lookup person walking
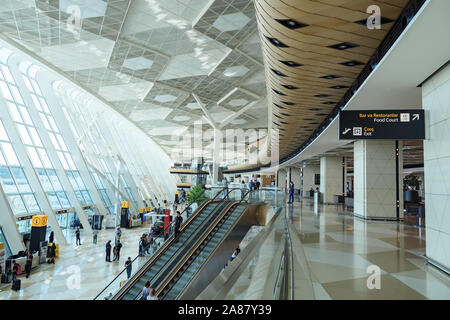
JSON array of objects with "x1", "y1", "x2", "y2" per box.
[
  {"x1": 92, "y1": 229, "x2": 98, "y2": 244},
  {"x1": 174, "y1": 211, "x2": 183, "y2": 240},
  {"x1": 138, "y1": 236, "x2": 144, "y2": 257},
  {"x1": 75, "y1": 228, "x2": 81, "y2": 245},
  {"x1": 48, "y1": 231, "x2": 54, "y2": 244},
  {"x1": 47, "y1": 243, "x2": 56, "y2": 264},
  {"x1": 141, "y1": 281, "x2": 151, "y2": 300},
  {"x1": 288, "y1": 181, "x2": 294, "y2": 204},
  {"x1": 115, "y1": 227, "x2": 121, "y2": 245},
  {"x1": 25, "y1": 251, "x2": 33, "y2": 278},
  {"x1": 105, "y1": 240, "x2": 112, "y2": 262},
  {"x1": 11, "y1": 260, "x2": 20, "y2": 282},
  {"x1": 125, "y1": 257, "x2": 132, "y2": 279},
  {"x1": 113, "y1": 240, "x2": 123, "y2": 261}
]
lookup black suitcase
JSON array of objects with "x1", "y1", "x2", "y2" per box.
[{"x1": 12, "y1": 279, "x2": 21, "y2": 291}]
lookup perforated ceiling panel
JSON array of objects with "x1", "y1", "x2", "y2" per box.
[{"x1": 254, "y1": 0, "x2": 409, "y2": 160}]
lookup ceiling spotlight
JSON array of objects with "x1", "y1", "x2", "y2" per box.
[
  {"x1": 276, "y1": 19, "x2": 309, "y2": 29},
  {"x1": 265, "y1": 36, "x2": 289, "y2": 48},
  {"x1": 328, "y1": 42, "x2": 359, "y2": 50},
  {"x1": 340, "y1": 60, "x2": 364, "y2": 67}
]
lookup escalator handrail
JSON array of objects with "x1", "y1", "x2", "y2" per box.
[
  {"x1": 158, "y1": 190, "x2": 252, "y2": 299},
  {"x1": 162, "y1": 204, "x2": 248, "y2": 300},
  {"x1": 113, "y1": 188, "x2": 233, "y2": 300},
  {"x1": 95, "y1": 188, "x2": 225, "y2": 300}
]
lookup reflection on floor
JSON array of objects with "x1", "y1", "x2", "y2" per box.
[
  {"x1": 293, "y1": 200, "x2": 449, "y2": 299},
  {"x1": 227, "y1": 198, "x2": 449, "y2": 300},
  {"x1": 0, "y1": 225, "x2": 148, "y2": 300}
]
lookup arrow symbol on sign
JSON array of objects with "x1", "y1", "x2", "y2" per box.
[
  {"x1": 342, "y1": 128, "x2": 351, "y2": 135},
  {"x1": 413, "y1": 114, "x2": 420, "y2": 121}
]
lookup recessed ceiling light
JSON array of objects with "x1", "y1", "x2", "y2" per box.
[
  {"x1": 309, "y1": 108, "x2": 321, "y2": 111},
  {"x1": 282, "y1": 101, "x2": 295, "y2": 105},
  {"x1": 322, "y1": 101, "x2": 335, "y2": 105},
  {"x1": 320, "y1": 75, "x2": 341, "y2": 79},
  {"x1": 330, "y1": 85, "x2": 349, "y2": 89},
  {"x1": 276, "y1": 19, "x2": 309, "y2": 29},
  {"x1": 265, "y1": 36, "x2": 289, "y2": 48},
  {"x1": 273, "y1": 89, "x2": 286, "y2": 96},
  {"x1": 328, "y1": 42, "x2": 359, "y2": 50},
  {"x1": 340, "y1": 60, "x2": 364, "y2": 67},
  {"x1": 274, "y1": 103, "x2": 286, "y2": 109},
  {"x1": 280, "y1": 60, "x2": 302, "y2": 67},
  {"x1": 314, "y1": 94, "x2": 331, "y2": 98},
  {"x1": 270, "y1": 69, "x2": 287, "y2": 77},
  {"x1": 281, "y1": 84, "x2": 298, "y2": 90}
]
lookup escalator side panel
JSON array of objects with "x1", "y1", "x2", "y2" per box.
[{"x1": 179, "y1": 204, "x2": 260, "y2": 300}]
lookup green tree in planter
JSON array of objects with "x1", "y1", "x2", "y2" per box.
[{"x1": 187, "y1": 185, "x2": 208, "y2": 205}]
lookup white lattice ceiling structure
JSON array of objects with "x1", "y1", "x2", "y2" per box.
[{"x1": 0, "y1": 0, "x2": 268, "y2": 165}]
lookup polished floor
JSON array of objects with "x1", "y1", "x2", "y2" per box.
[
  {"x1": 1, "y1": 199, "x2": 449, "y2": 300},
  {"x1": 293, "y1": 199, "x2": 447, "y2": 299},
  {"x1": 0, "y1": 225, "x2": 149, "y2": 300},
  {"x1": 225, "y1": 197, "x2": 449, "y2": 300}
]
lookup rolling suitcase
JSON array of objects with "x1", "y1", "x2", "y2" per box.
[{"x1": 12, "y1": 279, "x2": 21, "y2": 291}]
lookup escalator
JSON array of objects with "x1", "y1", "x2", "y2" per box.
[
  {"x1": 159, "y1": 203, "x2": 249, "y2": 300},
  {"x1": 115, "y1": 196, "x2": 234, "y2": 300}
]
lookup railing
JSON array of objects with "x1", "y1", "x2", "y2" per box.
[
  {"x1": 272, "y1": 206, "x2": 294, "y2": 300},
  {"x1": 158, "y1": 190, "x2": 253, "y2": 299},
  {"x1": 93, "y1": 187, "x2": 226, "y2": 300}
]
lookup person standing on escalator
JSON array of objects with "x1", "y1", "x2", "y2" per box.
[{"x1": 174, "y1": 211, "x2": 183, "y2": 240}]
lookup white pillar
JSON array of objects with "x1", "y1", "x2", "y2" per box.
[
  {"x1": 302, "y1": 164, "x2": 320, "y2": 197},
  {"x1": 422, "y1": 62, "x2": 450, "y2": 270},
  {"x1": 320, "y1": 156, "x2": 343, "y2": 204},
  {"x1": 212, "y1": 128, "x2": 221, "y2": 185},
  {"x1": 353, "y1": 140, "x2": 403, "y2": 220},
  {"x1": 0, "y1": 185, "x2": 25, "y2": 253}
]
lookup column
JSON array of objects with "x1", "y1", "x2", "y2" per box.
[
  {"x1": 302, "y1": 164, "x2": 320, "y2": 197},
  {"x1": 422, "y1": 62, "x2": 450, "y2": 270},
  {"x1": 353, "y1": 140, "x2": 403, "y2": 220},
  {"x1": 212, "y1": 129, "x2": 221, "y2": 185},
  {"x1": 276, "y1": 168, "x2": 286, "y2": 190},
  {"x1": 0, "y1": 185, "x2": 25, "y2": 253},
  {"x1": 320, "y1": 156, "x2": 343, "y2": 204}
]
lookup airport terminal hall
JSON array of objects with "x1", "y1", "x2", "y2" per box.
[{"x1": 0, "y1": 0, "x2": 449, "y2": 304}]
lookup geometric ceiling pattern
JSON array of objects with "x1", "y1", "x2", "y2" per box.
[
  {"x1": 254, "y1": 0, "x2": 410, "y2": 161},
  {"x1": 0, "y1": 0, "x2": 268, "y2": 162}
]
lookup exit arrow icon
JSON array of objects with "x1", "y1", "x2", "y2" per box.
[{"x1": 413, "y1": 114, "x2": 420, "y2": 121}]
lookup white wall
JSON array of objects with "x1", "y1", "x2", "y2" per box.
[
  {"x1": 422, "y1": 62, "x2": 450, "y2": 270},
  {"x1": 320, "y1": 157, "x2": 342, "y2": 203}
]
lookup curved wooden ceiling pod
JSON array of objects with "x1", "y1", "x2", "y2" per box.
[{"x1": 254, "y1": 0, "x2": 409, "y2": 160}]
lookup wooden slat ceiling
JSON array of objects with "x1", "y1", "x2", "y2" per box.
[{"x1": 254, "y1": 0, "x2": 410, "y2": 160}]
